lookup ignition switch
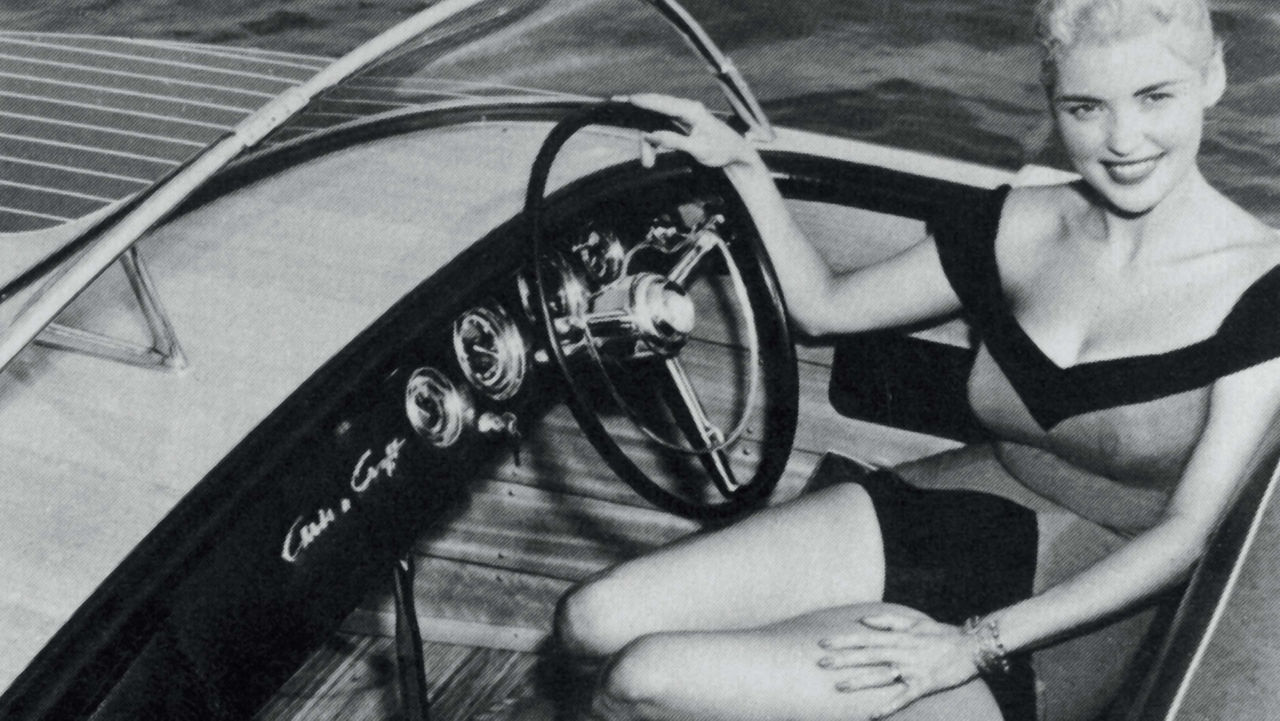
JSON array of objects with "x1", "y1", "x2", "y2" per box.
[{"x1": 478, "y1": 411, "x2": 522, "y2": 467}]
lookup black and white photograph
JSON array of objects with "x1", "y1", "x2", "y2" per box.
[{"x1": 1, "y1": 1, "x2": 1278, "y2": 719}]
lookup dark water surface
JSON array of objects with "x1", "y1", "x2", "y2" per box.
[{"x1": 5, "y1": 0, "x2": 1280, "y2": 222}]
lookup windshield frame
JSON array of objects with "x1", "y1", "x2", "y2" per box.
[{"x1": 0, "y1": 0, "x2": 768, "y2": 376}]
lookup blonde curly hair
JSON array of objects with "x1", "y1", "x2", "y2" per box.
[{"x1": 1034, "y1": 0, "x2": 1218, "y2": 86}]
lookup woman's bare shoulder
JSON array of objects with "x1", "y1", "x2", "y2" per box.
[{"x1": 993, "y1": 182, "x2": 1079, "y2": 276}]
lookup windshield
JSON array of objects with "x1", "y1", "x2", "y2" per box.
[
  {"x1": 270, "y1": 0, "x2": 738, "y2": 143},
  {"x1": 264, "y1": 0, "x2": 1279, "y2": 224}
]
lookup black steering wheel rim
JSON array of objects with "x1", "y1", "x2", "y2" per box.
[{"x1": 525, "y1": 101, "x2": 798, "y2": 521}]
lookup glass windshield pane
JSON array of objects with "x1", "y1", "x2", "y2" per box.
[{"x1": 276, "y1": 0, "x2": 730, "y2": 141}]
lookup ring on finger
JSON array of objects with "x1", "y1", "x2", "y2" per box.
[{"x1": 889, "y1": 663, "x2": 906, "y2": 685}]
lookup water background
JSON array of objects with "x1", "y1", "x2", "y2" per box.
[{"x1": 4, "y1": 0, "x2": 1280, "y2": 223}]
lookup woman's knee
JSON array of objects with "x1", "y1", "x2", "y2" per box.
[
  {"x1": 808, "y1": 479, "x2": 875, "y2": 516},
  {"x1": 556, "y1": 573, "x2": 639, "y2": 658},
  {"x1": 592, "y1": 635, "x2": 678, "y2": 718}
]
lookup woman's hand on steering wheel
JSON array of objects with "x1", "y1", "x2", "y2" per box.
[
  {"x1": 816, "y1": 612, "x2": 983, "y2": 719},
  {"x1": 620, "y1": 94, "x2": 764, "y2": 171}
]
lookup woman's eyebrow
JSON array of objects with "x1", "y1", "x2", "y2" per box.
[
  {"x1": 1053, "y1": 92, "x2": 1103, "y2": 103},
  {"x1": 1133, "y1": 79, "x2": 1185, "y2": 95},
  {"x1": 1054, "y1": 80, "x2": 1186, "y2": 103}
]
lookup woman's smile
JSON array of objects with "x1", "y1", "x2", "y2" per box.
[{"x1": 1101, "y1": 152, "x2": 1166, "y2": 185}]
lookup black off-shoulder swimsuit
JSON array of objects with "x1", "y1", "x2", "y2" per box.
[{"x1": 813, "y1": 184, "x2": 1280, "y2": 720}]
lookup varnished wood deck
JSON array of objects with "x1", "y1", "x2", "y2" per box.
[{"x1": 0, "y1": 32, "x2": 328, "y2": 233}]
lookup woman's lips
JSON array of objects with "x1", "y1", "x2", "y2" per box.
[{"x1": 1102, "y1": 153, "x2": 1164, "y2": 185}]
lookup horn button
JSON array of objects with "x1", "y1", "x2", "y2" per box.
[{"x1": 584, "y1": 273, "x2": 696, "y2": 356}]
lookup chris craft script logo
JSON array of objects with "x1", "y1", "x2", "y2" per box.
[{"x1": 281, "y1": 437, "x2": 408, "y2": 563}]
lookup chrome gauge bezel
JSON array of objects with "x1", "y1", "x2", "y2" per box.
[
  {"x1": 452, "y1": 303, "x2": 528, "y2": 401},
  {"x1": 405, "y1": 366, "x2": 474, "y2": 448}
]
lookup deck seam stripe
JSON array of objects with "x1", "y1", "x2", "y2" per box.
[
  {"x1": 0, "y1": 37, "x2": 308, "y2": 85},
  {"x1": 0, "y1": 179, "x2": 117, "y2": 202},
  {"x1": 0, "y1": 52, "x2": 278, "y2": 97},
  {"x1": 0, "y1": 154, "x2": 152, "y2": 184},
  {"x1": 0, "y1": 70, "x2": 259, "y2": 112},
  {"x1": 0, "y1": 90, "x2": 234, "y2": 130},
  {"x1": 0, "y1": 205, "x2": 73, "y2": 221},
  {"x1": 0, "y1": 32, "x2": 334, "y2": 64},
  {"x1": 0, "y1": 132, "x2": 183, "y2": 165},
  {"x1": 0, "y1": 31, "x2": 335, "y2": 62},
  {"x1": 0, "y1": 110, "x2": 209, "y2": 147}
]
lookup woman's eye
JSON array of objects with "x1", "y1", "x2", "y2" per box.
[
  {"x1": 1141, "y1": 92, "x2": 1173, "y2": 106},
  {"x1": 1065, "y1": 103, "x2": 1101, "y2": 119}
]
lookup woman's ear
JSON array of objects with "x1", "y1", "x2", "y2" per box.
[{"x1": 1202, "y1": 42, "x2": 1226, "y2": 108}]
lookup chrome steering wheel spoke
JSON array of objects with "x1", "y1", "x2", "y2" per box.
[
  {"x1": 662, "y1": 357, "x2": 740, "y2": 496},
  {"x1": 667, "y1": 227, "x2": 722, "y2": 287}
]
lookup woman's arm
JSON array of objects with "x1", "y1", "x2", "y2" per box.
[
  {"x1": 627, "y1": 94, "x2": 962, "y2": 337},
  {"x1": 991, "y1": 356, "x2": 1280, "y2": 651},
  {"x1": 818, "y1": 356, "x2": 1280, "y2": 717}
]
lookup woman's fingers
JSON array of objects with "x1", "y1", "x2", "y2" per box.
[
  {"x1": 832, "y1": 663, "x2": 904, "y2": 693},
  {"x1": 626, "y1": 93, "x2": 710, "y2": 125},
  {"x1": 643, "y1": 130, "x2": 693, "y2": 153},
  {"x1": 818, "y1": 647, "x2": 895, "y2": 670},
  {"x1": 820, "y1": 628, "x2": 908, "y2": 650}
]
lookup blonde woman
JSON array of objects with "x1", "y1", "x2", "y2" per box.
[{"x1": 555, "y1": 1, "x2": 1280, "y2": 718}]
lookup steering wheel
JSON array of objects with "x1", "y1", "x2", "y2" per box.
[{"x1": 525, "y1": 102, "x2": 798, "y2": 521}]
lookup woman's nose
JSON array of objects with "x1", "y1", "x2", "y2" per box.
[{"x1": 1106, "y1": 108, "x2": 1144, "y2": 156}]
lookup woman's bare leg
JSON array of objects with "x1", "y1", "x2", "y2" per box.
[
  {"x1": 558, "y1": 483, "x2": 886, "y2": 657},
  {"x1": 588, "y1": 602, "x2": 1002, "y2": 721}
]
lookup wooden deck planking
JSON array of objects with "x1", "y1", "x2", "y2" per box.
[
  {"x1": 0, "y1": 32, "x2": 323, "y2": 231},
  {"x1": 0, "y1": 74, "x2": 250, "y2": 125},
  {"x1": 0, "y1": 157, "x2": 148, "y2": 199},
  {"x1": 0, "y1": 113, "x2": 199, "y2": 161},
  {"x1": 342, "y1": 557, "x2": 571, "y2": 647},
  {"x1": 0, "y1": 56, "x2": 272, "y2": 107},
  {"x1": 0, "y1": 210, "x2": 57, "y2": 231},
  {"x1": 415, "y1": 479, "x2": 700, "y2": 581},
  {"x1": 1, "y1": 93, "x2": 231, "y2": 142},
  {"x1": 0, "y1": 34, "x2": 327, "y2": 80},
  {"x1": 0, "y1": 182, "x2": 105, "y2": 218},
  {"x1": 0, "y1": 133, "x2": 180, "y2": 177},
  {"x1": 0, "y1": 39, "x2": 305, "y2": 92},
  {"x1": 256, "y1": 636, "x2": 540, "y2": 721}
]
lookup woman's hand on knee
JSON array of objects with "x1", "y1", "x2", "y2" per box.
[{"x1": 815, "y1": 612, "x2": 982, "y2": 719}]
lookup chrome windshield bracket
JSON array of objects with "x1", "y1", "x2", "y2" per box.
[
  {"x1": 34, "y1": 247, "x2": 188, "y2": 372},
  {"x1": 642, "y1": 0, "x2": 776, "y2": 143}
]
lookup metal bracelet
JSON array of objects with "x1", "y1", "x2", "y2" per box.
[{"x1": 963, "y1": 615, "x2": 1012, "y2": 675}]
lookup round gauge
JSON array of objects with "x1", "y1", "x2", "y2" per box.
[
  {"x1": 452, "y1": 303, "x2": 528, "y2": 400},
  {"x1": 405, "y1": 367, "x2": 473, "y2": 448}
]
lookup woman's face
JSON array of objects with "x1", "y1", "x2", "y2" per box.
[{"x1": 1050, "y1": 27, "x2": 1223, "y2": 215}]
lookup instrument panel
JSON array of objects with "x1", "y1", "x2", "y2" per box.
[{"x1": 404, "y1": 195, "x2": 725, "y2": 452}]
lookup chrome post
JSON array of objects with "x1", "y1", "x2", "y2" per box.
[{"x1": 33, "y1": 248, "x2": 188, "y2": 371}]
